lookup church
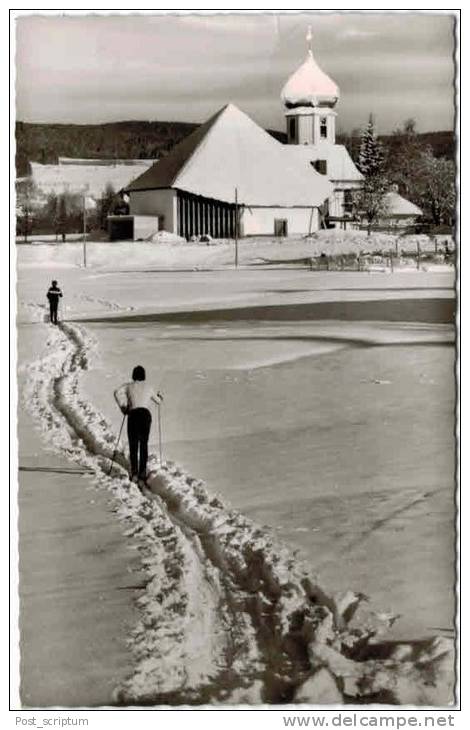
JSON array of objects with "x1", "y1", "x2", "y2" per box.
[
  {"x1": 24, "y1": 31, "x2": 422, "y2": 240},
  {"x1": 126, "y1": 35, "x2": 365, "y2": 240}
]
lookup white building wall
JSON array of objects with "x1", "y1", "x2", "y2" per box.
[
  {"x1": 328, "y1": 190, "x2": 343, "y2": 217},
  {"x1": 241, "y1": 207, "x2": 319, "y2": 236},
  {"x1": 313, "y1": 115, "x2": 320, "y2": 145},
  {"x1": 328, "y1": 181, "x2": 362, "y2": 218},
  {"x1": 285, "y1": 108, "x2": 337, "y2": 146},
  {"x1": 129, "y1": 189, "x2": 177, "y2": 232},
  {"x1": 298, "y1": 115, "x2": 314, "y2": 145},
  {"x1": 326, "y1": 112, "x2": 336, "y2": 145},
  {"x1": 134, "y1": 216, "x2": 161, "y2": 240}
]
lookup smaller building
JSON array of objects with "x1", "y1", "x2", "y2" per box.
[
  {"x1": 380, "y1": 190, "x2": 423, "y2": 228},
  {"x1": 107, "y1": 214, "x2": 134, "y2": 241}
]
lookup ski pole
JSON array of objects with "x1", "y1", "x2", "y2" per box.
[
  {"x1": 157, "y1": 402, "x2": 163, "y2": 465},
  {"x1": 108, "y1": 413, "x2": 126, "y2": 476}
]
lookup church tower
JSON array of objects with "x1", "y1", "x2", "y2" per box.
[{"x1": 281, "y1": 27, "x2": 338, "y2": 147}]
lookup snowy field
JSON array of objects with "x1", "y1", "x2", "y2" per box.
[
  {"x1": 17, "y1": 229, "x2": 454, "y2": 271},
  {"x1": 16, "y1": 238, "x2": 456, "y2": 706}
]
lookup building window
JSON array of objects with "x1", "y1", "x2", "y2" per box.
[
  {"x1": 320, "y1": 117, "x2": 328, "y2": 139},
  {"x1": 274, "y1": 219, "x2": 288, "y2": 237},
  {"x1": 344, "y1": 190, "x2": 354, "y2": 214},
  {"x1": 312, "y1": 159, "x2": 327, "y2": 175},
  {"x1": 289, "y1": 117, "x2": 297, "y2": 142}
]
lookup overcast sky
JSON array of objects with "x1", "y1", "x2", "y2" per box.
[{"x1": 15, "y1": 12, "x2": 456, "y2": 135}]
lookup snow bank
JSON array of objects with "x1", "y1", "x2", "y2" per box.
[
  {"x1": 142, "y1": 464, "x2": 454, "y2": 705},
  {"x1": 17, "y1": 232, "x2": 454, "y2": 273},
  {"x1": 20, "y1": 314, "x2": 455, "y2": 705},
  {"x1": 146, "y1": 230, "x2": 186, "y2": 244}
]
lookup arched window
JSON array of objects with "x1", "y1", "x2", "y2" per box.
[{"x1": 320, "y1": 117, "x2": 328, "y2": 139}]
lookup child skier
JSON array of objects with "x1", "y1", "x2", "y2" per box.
[
  {"x1": 46, "y1": 280, "x2": 63, "y2": 325},
  {"x1": 114, "y1": 366, "x2": 163, "y2": 484}
]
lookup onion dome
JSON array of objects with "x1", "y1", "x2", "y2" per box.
[{"x1": 281, "y1": 41, "x2": 339, "y2": 109}]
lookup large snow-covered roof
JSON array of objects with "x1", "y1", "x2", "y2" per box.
[
  {"x1": 384, "y1": 191, "x2": 422, "y2": 217},
  {"x1": 281, "y1": 50, "x2": 339, "y2": 108},
  {"x1": 128, "y1": 103, "x2": 333, "y2": 208},
  {"x1": 286, "y1": 144, "x2": 363, "y2": 182},
  {"x1": 30, "y1": 159, "x2": 154, "y2": 199}
]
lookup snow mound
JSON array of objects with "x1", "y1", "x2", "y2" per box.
[{"x1": 147, "y1": 230, "x2": 186, "y2": 244}]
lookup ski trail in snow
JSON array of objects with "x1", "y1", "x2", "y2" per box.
[
  {"x1": 76, "y1": 293, "x2": 135, "y2": 312},
  {"x1": 18, "y1": 300, "x2": 48, "y2": 323},
  {"x1": 22, "y1": 321, "x2": 262, "y2": 702},
  {"x1": 20, "y1": 320, "x2": 455, "y2": 706}
]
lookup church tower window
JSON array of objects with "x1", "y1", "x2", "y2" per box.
[
  {"x1": 320, "y1": 117, "x2": 328, "y2": 139},
  {"x1": 289, "y1": 117, "x2": 297, "y2": 142}
]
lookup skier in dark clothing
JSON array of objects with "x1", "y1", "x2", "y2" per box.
[
  {"x1": 114, "y1": 366, "x2": 163, "y2": 484},
  {"x1": 47, "y1": 280, "x2": 63, "y2": 324}
]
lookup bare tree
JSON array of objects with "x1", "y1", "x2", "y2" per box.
[
  {"x1": 97, "y1": 183, "x2": 117, "y2": 230},
  {"x1": 16, "y1": 178, "x2": 37, "y2": 242},
  {"x1": 415, "y1": 150, "x2": 455, "y2": 226},
  {"x1": 45, "y1": 192, "x2": 59, "y2": 240}
]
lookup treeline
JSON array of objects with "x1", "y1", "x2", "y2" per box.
[
  {"x1": 16, "y1": 119, "x2": 454, "y2": 178},
  {"x1": 15, "y1": 120, "x2": 287, "y2": 176},
  {"x1": 337, "y1": 129, "x2": 455, "y2": 165},
  {"x1": 350, "y1": 117, "x2": 455, "y2": 233},
  {"x1": 16, "y1": 182, "x2": 126, "y2": 240}
]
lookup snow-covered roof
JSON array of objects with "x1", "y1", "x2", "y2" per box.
[
  {"x1": 281, "y1": 50, "x2": 339, "y2": 108},
  {"x1": 286, "y1": 144, "x2": 363, "y2": 182},
  {"x1": 384, "y1": 191, "x2": 422, "y2": 217},
  {"x1": 30, "y1": 160, "x2": 154, "y2": 199},
  {"x1": 128, "y1": 103, "x2": 333, "y2": 208}
]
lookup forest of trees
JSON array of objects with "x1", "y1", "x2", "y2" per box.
[
  {"x1": 15, "y1": 119, "x2": 453, "y2": 178},
  {"x1": 15, "y1": 120, "x2": 287, "y2": 177},
  {"x1": 15, "y1": 181, "x2": 130, "y2": 240},
  {"x1": 347, "y1": 116, "x2": 455, "y2": 231}
]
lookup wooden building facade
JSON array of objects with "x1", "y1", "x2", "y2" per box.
[{"x1": 176, "y1": 190, "x2": 237, "y2": 239}]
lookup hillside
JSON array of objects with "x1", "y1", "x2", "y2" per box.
[
  {"x1": 337, "y1": 130, "x2": 455, "y2": 164},
  {"x1": 15, "y1": 120, "x2": 198, "y2": 177},
  {"x1": 15, "y1": 120, "x2": 454, "y2": 177},
  {"x1": 15, "y1": 120, "x2": 288, "y2": 177}
]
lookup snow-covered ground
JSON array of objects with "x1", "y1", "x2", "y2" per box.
[
  {"x1": 17, "y1": 230, "x2": 454, "y2": 272},
  {"x1": 16, "y1": 239, "x2": 456, "y2": 706}
]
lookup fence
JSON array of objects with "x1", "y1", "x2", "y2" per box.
[{"x1": 308, "y1": 248, "x2": 455, "y2": 273}]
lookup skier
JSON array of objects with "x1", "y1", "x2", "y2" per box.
[
  {"x1": 114, "y1": 366, "x2": 163, "y2": 484},
  {"x1": 46, "y1": 280, "x2": 63, "y2": 325}
]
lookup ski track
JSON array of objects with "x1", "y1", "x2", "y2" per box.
[
  {"x1": 76, "y1": 293, "x2": 135, "y2": 312},
  {"x1": 18, "y1": 297, "x2": 134, "y2": 328},
  {"x1": 20, "y1": 311, "x2": 455, "y2": 706}
]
